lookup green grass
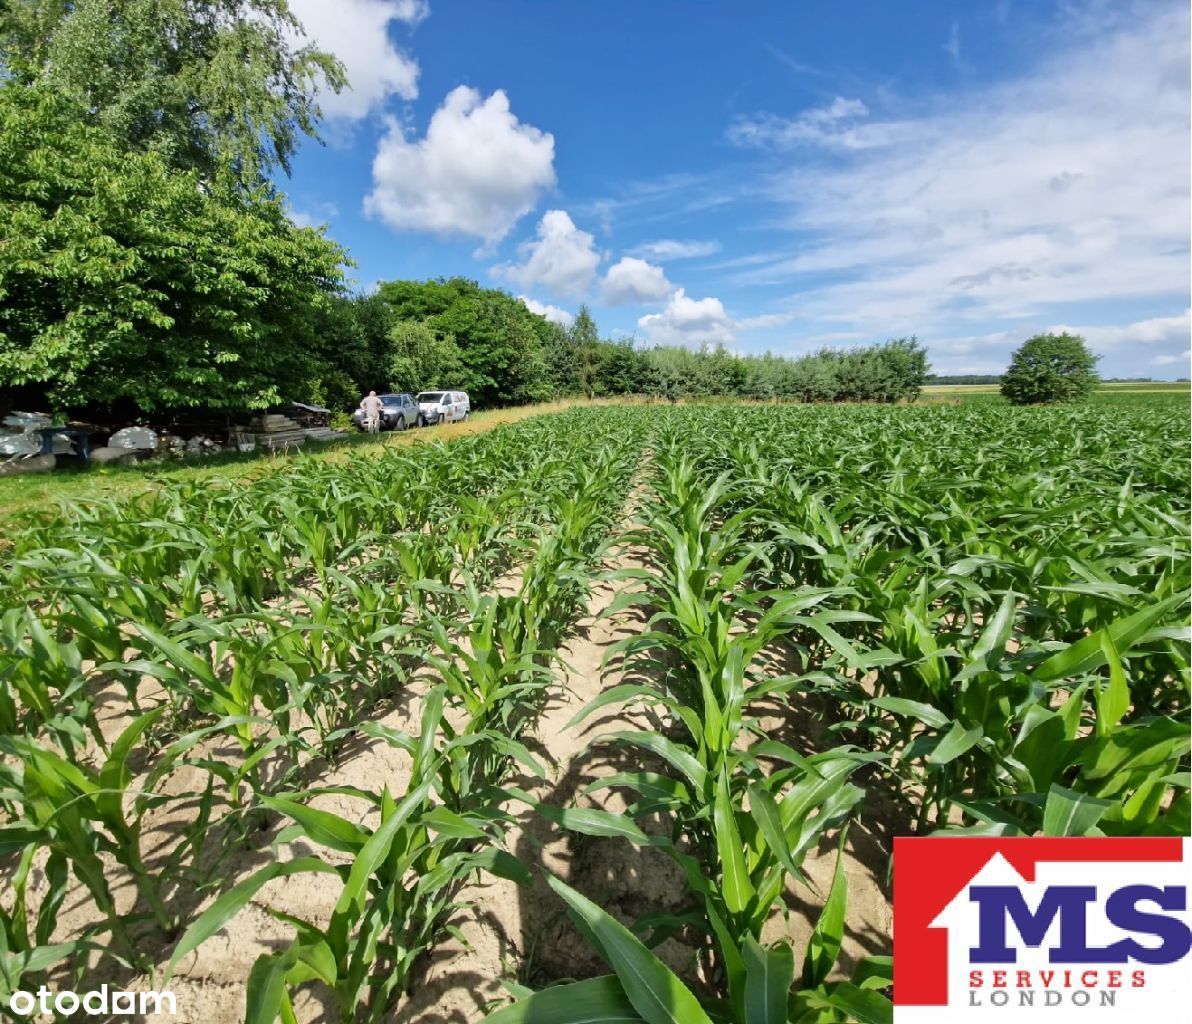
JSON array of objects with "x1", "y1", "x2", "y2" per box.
[{"x1": 0, "y1": 403, "x2": 576, "y2": 531}]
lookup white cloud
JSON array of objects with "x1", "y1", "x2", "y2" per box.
[
  {"x1": 364, "y1": 87, "x2": 556, "y2": 242},
  {"x1": 289, "y1": 201, "x2": 339, "y2": 229},
  {"x1": 738, "y1": 313, "x2": 795, "y2": 330},
  {"x1": 630, "y1": 239, "x2": 721, "y2": 260},
  {"x1": 727, "y1": 96, "x2": 912, "y2": 151},
  {"x1": 494, "y1": 211, "x2": 600, "y2": 298},
  {"x1": 1153, "y1": 349, "x2": 1190, "y2": 367},
  {"x1": 290, "y1": 0, "x2": 425, "y2": 120},
  {"x1": 727, "y1": 3, "x2": 1190, "y2": 359},
  {"x1": 519, "y1": 296, "x2": 574, "y2": 326},
  {"x1": 943, "y1": 21, "x2": 962, "y2": 69},
  {"x1": 638, "y1": 289, "x2": 736, "y2": 346},
  {"x1": 602, "y1": 257, "x2": 673, "y2": 305},
  {"x1": 1044, "y1": 310, "x2": 1191, "y2": 351}
]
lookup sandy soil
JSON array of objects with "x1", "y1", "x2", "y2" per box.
[{"x1": 386, "y1": 540, "x2": 894, "y2": 1021}]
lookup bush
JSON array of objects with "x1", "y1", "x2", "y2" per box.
[{"x1": 1000, "y1": 333, "x2": 1100, "y2": 405}]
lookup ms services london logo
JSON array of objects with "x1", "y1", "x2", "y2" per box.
[{"x1": 893, "y1": 837, "x2": 1191, "y2": 1021}]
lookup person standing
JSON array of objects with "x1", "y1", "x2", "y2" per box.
[{"x1": 360, "y1": 390, "x2": 383, "y2": 433}]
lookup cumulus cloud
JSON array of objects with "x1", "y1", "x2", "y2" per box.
[
  {"x1": 725, "y1": 2, "x2": 1190, "y2": 375},
  {"x1": 290, "y1": 0, "x2": 425, "y2": 120},
  {"x1": 364, "y1": 87, "x2": 556, "y2": 242},
  {"x1": 630, "y1": 239, "x2": 721, "y2": 261},
  {"x1": 519, "y1": 296, "x2": 574, "y2": 326},
  {"x1": 638, "y1": 289, "x2": 736, "y2": 346},
  {"x1": 494, "y1": 211, "x2": 600, "y2": 298},
  {"x1": 602, "y1": 257, "x2": 673, "y2": 305}
]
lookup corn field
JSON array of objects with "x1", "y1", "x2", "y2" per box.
[{"x1": 0, "y1": 402, "x2": 1187, "y2": 1023}]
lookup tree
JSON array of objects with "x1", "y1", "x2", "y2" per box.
[
  {"x1": 1001, "y1": 333, "x2": 1100, "y2": 405},
  {"x1": 375, "y1": 278, "x2": 555, "y2": 406},
  {"x1": 569, "y1": 305, "x2": 601, "y2": 398},
  {"x1": 387, "y1": 321, "x2": 463, "y2": 394},
  {"x1": 0, "y1": 84, "x2": 347, "y2": 413},
  {"x1": 1, "y1": 0, "x2": 345, "y2": 192}
]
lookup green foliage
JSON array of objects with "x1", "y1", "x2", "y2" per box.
[
  {"x1": 1, "y1": 0, "x2": 345, "y2": 192},
  {"x1": 1001, "y1": 332, "x2": 1100, "y2": 405},
  {"x1": 387, "y1": 320, "x2": 463, "y2": 394},
  {"x1": 375, "y1": 278, "x2": 556, "y2": 405},
  {"x1": 316, "y1": 288, "x2": 929, "y2": 411},
  {"x1": 0, "y1": 84, "x2": 347, "y2": 413},
  {"x1": 635, "y1": 338, "x2": 929, "y2": 403}
]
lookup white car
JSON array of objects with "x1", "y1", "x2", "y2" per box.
[{"x1": 416, "y1": 391, "x2": 470, "y2": 424}]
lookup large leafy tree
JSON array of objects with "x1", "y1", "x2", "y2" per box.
[
  {"x1": 1, "y1": 0, "x2": 344, "y2": 191},
  {"x1": 376, "y1": 278, "x2": 555, "y2": 406},
  {"x1": 1001, "y1": 333, "x2": 1100, "y2": 405},
  {"x1": 0, "y1": 84, "x2": 347, "y2": 412}
]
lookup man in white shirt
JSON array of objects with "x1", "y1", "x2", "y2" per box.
[{"x1": 359, "y1": 391, "x2": 383, "y2": 433}]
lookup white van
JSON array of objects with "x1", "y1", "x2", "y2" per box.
[{"x1": 416, "y1": 391, "x2": 470, "y2": 425}]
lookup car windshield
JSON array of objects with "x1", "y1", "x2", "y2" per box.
[{"x1": 417, "y1": 392, "x2": 444, "y2": 403}]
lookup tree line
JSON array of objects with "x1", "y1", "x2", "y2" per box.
[{"x1": 311, "y1": 284, "x2": 931, "y2": 410}]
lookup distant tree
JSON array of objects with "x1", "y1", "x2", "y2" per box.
[
  {"x1": 542, "y1": 321, "x2": 580, "y2": 396},
  {"x1": 375, "y1": 278, "x2": 555, "y2": 405},
  {"x1": 568, "y1": 305, "x2": 599, "y2": 348},
  {"x1": 593, "y1": 341, "x2": 648, "y2": 396},
  {"x1": 1, "y1": 0, "x2": 345, "y2": 192},
  {"x1": 569, "y1": 306, "x2": 601, "y2": 398},
  {"x1": 927, "y1": 374, "x2": 1002, "y2": 386},
  {"x1": 704, "y1": 343, "x2": 747, "y2": 396},
  {"x1": 877, "y1": 337, "x2": 929, "y2": 402},
  {"x1": 1001, "y1": 333, "x2": 1100, "y2": 405}
]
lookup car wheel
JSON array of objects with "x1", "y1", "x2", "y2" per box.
[
  {"x1": 394, "y1": 415, "x2": 405, "y2": 431},
  {"x1": 462, "y1": 411, "x2": 469, "y2": 421}
]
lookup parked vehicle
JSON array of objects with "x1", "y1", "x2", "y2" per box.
[
  {"x1": 416, "y1": 391, "x2": 470, "y2": 425},
  {"x1": 351, "y1": 393, "x2": 422, "y2": 432}
]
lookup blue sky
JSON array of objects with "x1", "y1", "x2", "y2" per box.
[{"x1": 284, "y1": 0, "x2": 1191, "y2": 378}]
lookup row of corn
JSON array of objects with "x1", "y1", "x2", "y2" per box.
[
  {"x1": 0, "y1": 409, "x2": 646, "y2": 1019},
  {"x1": 486, "y1": 401, "x2": 1188, "y2": 1024}
]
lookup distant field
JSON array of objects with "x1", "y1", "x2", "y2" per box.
[{"x1": 923, "y1": 381, "x2": 1190, "y2": 403}]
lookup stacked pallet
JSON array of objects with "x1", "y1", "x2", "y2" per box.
[
  {"x1": 246, "y1": 413, "x2": 306, "y2": 451},
  {"x1": 303, "y1": 426, "x2": 345, "y2": 442}
]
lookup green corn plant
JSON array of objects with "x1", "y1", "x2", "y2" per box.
[
  {"x1": 0, "y1": 608, "x2": 98, "y2": 758},
  {"x1": 167, "y1": 689, "x2": 533, "y2": 1022},
  {"x1": 480, "y1": 861, "x2": 891, "y2": 1024},
  {"x1": 0, "y1": 709, "x2": 179, "y2": 955}
]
